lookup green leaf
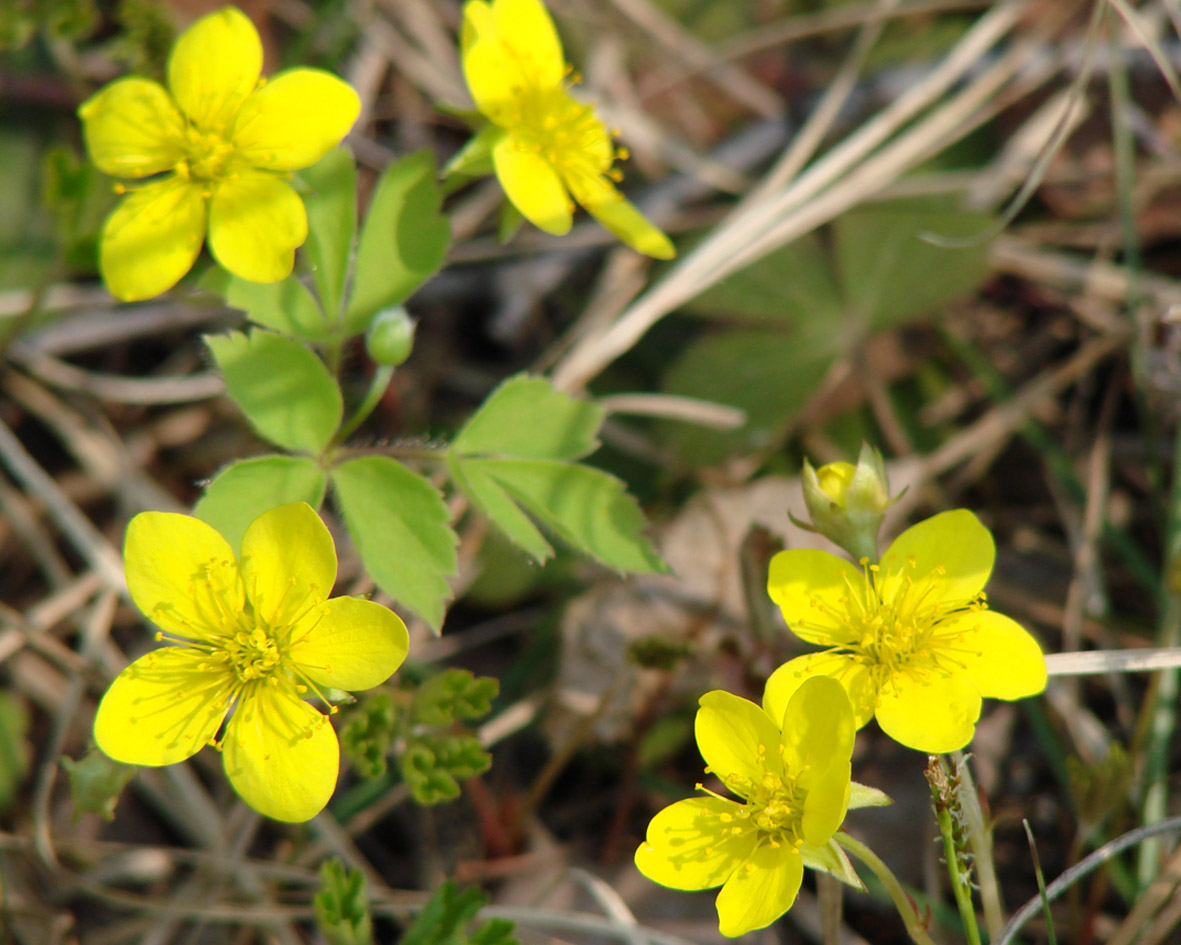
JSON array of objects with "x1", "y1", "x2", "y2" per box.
[
  {"x1": 314, "y1": 859, "x2": 373, "y2": 945},
  {"x1": 344, "y1": 150, "x2": 450, "y2": 335},
  {"x1": 452, "y1": 373, "x2": 603, "y2": 461},
  {"x1": 400, "y1": 743, "x2": 460, "y2": 804},
  {"x1": 341, "y1": 692, "x2": 396, "y2": 779},
  {"x1": 204, "y1": 268, "x2": 331, "y2": 342},
  {"x1": 331, "y1": 456, "x2": 457, "y2": 630},
  {"x1": 682, "y1": 233, "x2": 843, "y2": 325},
  {"x1": 448, "y1": 455, "x2": 553, "y2": 561},
  {"x1": 442, "y1": 125, "x2": 499, "y2": 180},
  {"x1": 801, "y1": 840, "x2": 866, "y2": 892},
  {"x1": 413, "y1": 669, "x2": 498, "y2": 726},
  {"x1": 194, "y1": 454, "x2": 327, "y2": 549},
  {"x1": 834, "y1": 198, "x2": 992, "y2": 331},
  {"x1": 457, "y1": 459, "x2": 664, "y2": 573},
  {"x1": 206, "y1": 329, "x2": 343, "y2": 454},
  {"x1": 62, "y1": 748, "x2": 133, "y2": 821},
  {"x1": 661, "y1": 327, "x2": 838, "y2": 465},
  {"x1": 400, "y1": 883, "x2": 487, "y2": 945},
  {"x1": 299, "y1": 147, "x2": 357, "y2": 323}
]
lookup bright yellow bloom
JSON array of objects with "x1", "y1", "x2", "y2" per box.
[
  {"x1": 765, "y1": 509, "x2": 1047, "y2": 754},
  {"x1": 635, "y1": 678, "x2": 886, "y2": 938},
  {"x1": 94, "y1": 502, "x2": 408, "y2": 822},
  {"x1": 459, "y1": 0, "x2": 674, "y2": 259},
  {"x1": 78, "y1": 6, "x2": 360, "y2": 301}
]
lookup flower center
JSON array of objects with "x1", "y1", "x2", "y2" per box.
[
  {"x1": 832, "y1": 559, "x2": 986, "y2": 694},
  {"x1": 511, "y1": 85, "x2": 615, "y2": 177},
  {"x1": 176, "y1": 125, "x2": 235, "y2": 181},
  {"x1": 711, "y1": 760, "x2": 807, "y2": 847},
  {"x1": 226, "y1": 626, "x2": 283, "y2": 682}
]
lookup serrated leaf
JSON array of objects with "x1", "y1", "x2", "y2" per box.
[
  {"x1": 207, "y1": 330, "x2": 342, "y2": 454},
  {"x1": 452, "y1": 373, "x2": 603, "y2": 461},
  {"x1": 299, "y1": 148, "x2": 357, "y2": 323},
  {"x1": 343, "y1": 150, "x2": 450, "y2": 335},
  {"x1": 413, "y1": 669, "x2": 498, "y2": 726},
  {"x1": 331, "y1": 456, "x2": 457, "y2": 631},
  {"x1": 457, "y1": 458, "x2": 664, "y2": 573},
  {"x1": 400, "y1": 743, "x2": 460, "y2": 804},
  {"x1": 448, "y1": 454, "x2": 553, "y2": 562},
  {"x1": 194, "y1": 454, "x2": 327, "y2": 549},
  {"x1": 834, "y1": 198, "x2": 992, "y2": 331},
  {"x1": 203, "y1": 268, "x2": 330, "y2": 342}
]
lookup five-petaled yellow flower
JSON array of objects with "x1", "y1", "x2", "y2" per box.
[
  {"x1": 765, "y1": 509, "x2": 1047, "y2": 754},
  {"x1": 78, "y1": 6, "x2": 360, "y2": 301},
  {"x1": 94, "y1": 502, "x2": 408, "y2": 822},
  {"x1": 459, "y1": 0, "x2": 674, "y2": 259},
  {"x1": 635, "y1": 678, "x2": 887, "y2": 938}
]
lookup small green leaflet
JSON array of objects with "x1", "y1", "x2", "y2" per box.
[
  {"x1": 449, "y1": 374, "x2": 665, "y2": 573},
  {"x1": 343, "y1": 150, "x2": 450, "y2": 336},
  {"x1": 206, "y1": 329, "x2": 342, "y2": 454},
  {"x1": 299, "y1": 147, "x2": 357, "y2": 323},
  {"x1": 331, "y1": 456, "x2": 458, "y2": 632}
]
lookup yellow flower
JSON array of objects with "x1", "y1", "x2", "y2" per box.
[
  {"x1": 635, "y1": 678, "x2": 885, "y2": 938},
  {"x1": 94, "y1": 502, "x2": 408, "y2": 822},
  {"x1": 78, "y1": 6, "x2": 360, "y2": 301},
  {"x1": 765, "y1": 509, "x2": 1047, "y2": 754},
  {"x1": 459, "y1": 0, "x2": 674, "y2": 259}
]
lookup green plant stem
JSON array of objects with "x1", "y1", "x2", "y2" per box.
[
  {"x1": 334, "y1": 364, "x2": 395, "y2": 445},
  {"x1": 834, "y1": 833, "x2": 939, "y2": 945},
  {"x1": 929, "y1": 762, "x2": 982, "y2": 945},
  {"x1": 950, "y1": 752, "x2": 1004, "y2": 940}
]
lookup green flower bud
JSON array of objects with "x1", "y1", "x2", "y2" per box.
[
  {"x1": 365, "y1": 307, "x2": 416, "y2": 366},
  {"x1": 802, "y1": 442, "x2": 892, "y2": 562}
]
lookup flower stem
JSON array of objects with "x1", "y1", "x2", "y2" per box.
[
  {"x1": 334, "y1": 364, "x2": 395, "y2": 446},
  {"x1": 834, "y1": 833, "x2": 939, "y2": 945},
  {"x1": 927, "y1": 756, "x2": 983, "y2": 945},
  {"x1": 950, "y1": 752, "x2": 1004, "y2": 940}
]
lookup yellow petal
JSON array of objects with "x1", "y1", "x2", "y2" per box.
[
  {"x1": 763, "y1": 652, "x2": 876, "y2": 731},
  {"x1": 634, "y1": 796, "x2": 755, "y2": 891},
  {"x1": 288, "y1": 596, "x2": 408, "y2": 691},
  {"x1": 462, "y1": 0, "x2": 558, "y2": 124},
  {"x1": 779, "y1": 675, "x2": 855, "y2": 773},
  {"x1": 491, "y1": 0, "x2": 565, "y2": 89},
  {"x1": 169, "y1": 6, "x2": 262, "y2": 133},
  {"x1": 99, "y1": 177, "x2": 207, "y2": 301},
  {"x1": 696, "y1": 690, "x2": 782, "y2": 788},
  {"x1": 231, "y1": 70, "x2": 360, "y2": 171},
  {"x1": 207, "y1": 172, "x2": 306, "y2": 283},
  {"x1": 95, "y1": 647, "x2": 231, "y2": 766},
  {"x1": 767, "y1": 548, "x2": 863, "y2": 646},
  {"x1": 565, "y1": 172, "x2": 675, "y2": 259},
  {"x1": 124, "y1": 510, "x2": 244, "y2": 641},
  {"x1": 239, "y1": 503, "x2": 335, "y2": 628},
  {"x1": 78, "y1": 78, "x2": 184, "y2": 178},
  {"x1": 223, "y1": 685, "x2": 339, "y2": 822},
  {"x1": 945, "y1": 610, "x2": 1047, "y2": 700},
  {"x1": 779, "y1": 677, "x2": 854, "y2": 845},
  {"x1": 878, "y1": 509, "x2": 994, "y2": 606},
  {"x1": 875, "y1": 672, "x2": 981, "y2": 753},
  {"x1": 491, "y1": 135, "x2": 572, "y2": 234},
  {"x1": 715, "y1": 841, "x2": 803, "y2": 937}
]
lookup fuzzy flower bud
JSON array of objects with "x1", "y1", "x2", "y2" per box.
[{"x1": 802, "y1": 442, "x2": 891, "y2": 562}]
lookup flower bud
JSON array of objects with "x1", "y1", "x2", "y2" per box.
[
  {"x1": 365, "y1": 307, "x2": 416, "y2": 366},
  {"x1": 802, "y1": 442, "x2": 891, "y2": 562}
]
